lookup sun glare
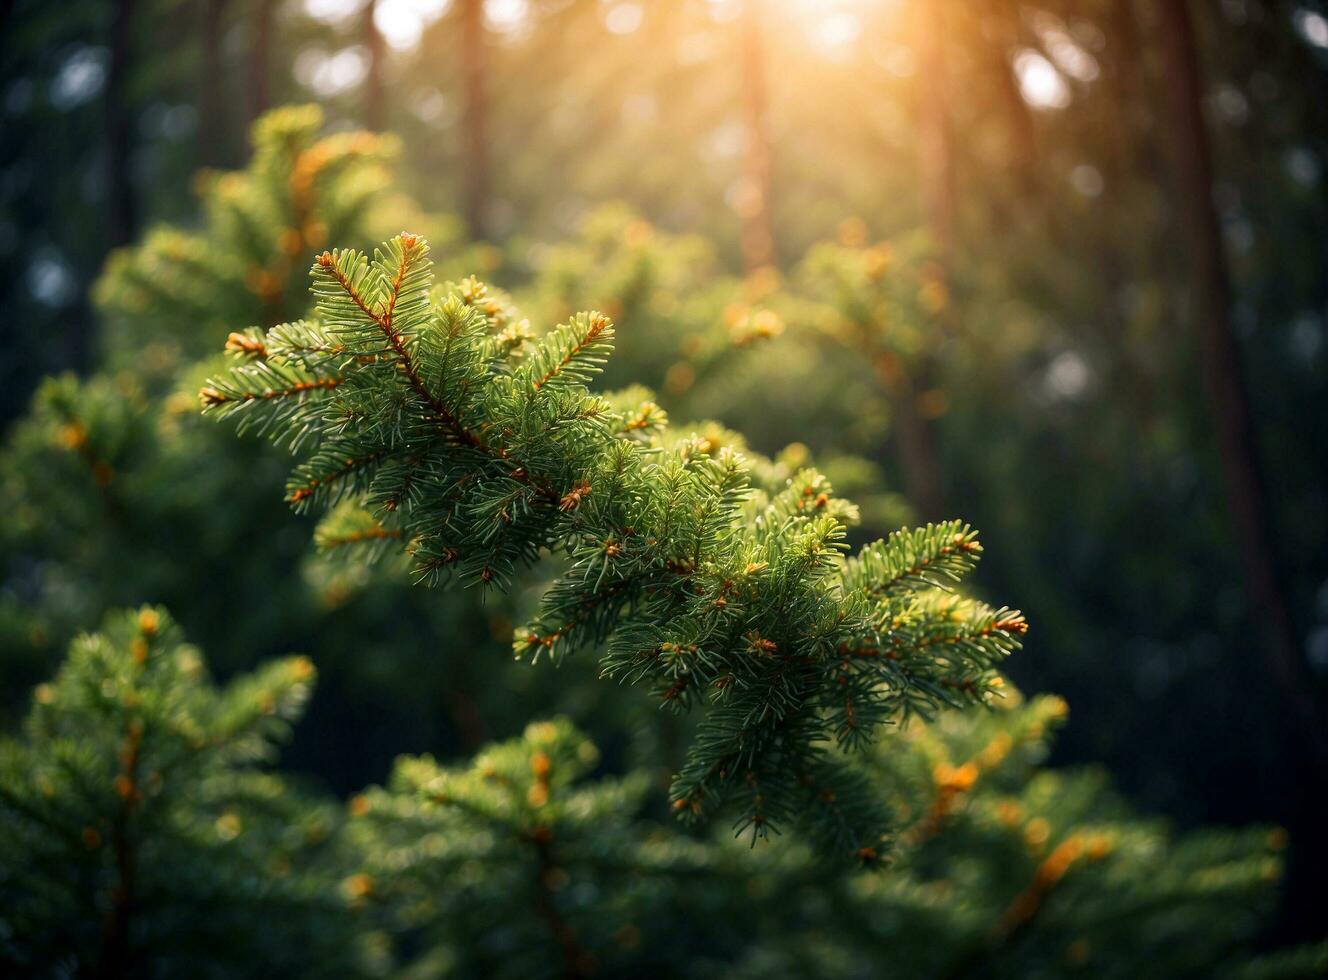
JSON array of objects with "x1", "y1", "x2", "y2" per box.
[
  {"x1": 1014, "y1": 49, "x2": 1071, "y2": 110},
  {"x1": 373, "y1": 0, "x2": 451, "y2": 49}
]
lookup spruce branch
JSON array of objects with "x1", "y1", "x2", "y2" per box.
[
  {"x1": 843, "y1": 520, "x2": 983, "y2": 597},
  {"x1": 203, "y1": 233, "x2": 1027, "y2": 861},
  {"x1": 313, "y1": 238, "x2": 484, "y2": 450}
]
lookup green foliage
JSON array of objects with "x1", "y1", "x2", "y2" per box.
[
  {"x1": 0, "y1": 107, "x2": 423, "y2": 664},
  {"x1": 95, "y1": 106, "x2": 383, "y2": 358},
  {"x1": 203, "y1": 231, "x2": 1028, "y2": 859},
  {"x1": 520, "y1": 207, "x2": 914, "y2": 535},
  {"x1": 0, "y1": 608, "x2": 360, "y2": 978},
  {"x1": 3, "y1": 61, "x2": 1324, "y2": 970},
  {"x1": 344, "y1": 700, "x2": 1326, "y2": 979},
  {"x1": 0, "y1": 108, "x2": 536, "y2": 774},
  {"x1": 91, "y1": 104, "x2": 473, "y2": 382},
  {"x1": 0, "y1": 362, "x2": 316, "y2": 712},
  {"x1": 345, "y1": 718, "x2": 677, "y2": 978},
  {"x1": 517, "y1": 204, "x2": 735, "y2": 393},
  {"x1": 1, "y1": 611, "x2": 1321, "y2": 978},
  {"x1": 849, "y1": 692, "x2": 1300, "y2": 979}
]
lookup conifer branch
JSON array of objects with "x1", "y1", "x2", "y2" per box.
[
  {"x1": 200, "y1": 377, "x2": 343, "y2": 405},
  {"x1": 527, "y1": 312, "x2": 613, "y2": 392},
  {"x1": 940, "y1": 832, "x2": 1111, "y2": 979},
  {"x1": 48, "y1": 399, "x2": 124, "y2": 519},
  {"x1": 844, "y1": 521, "x2": 983, "y2": 597},
  {"x1": 315, "y1": 244, "x2": 484, "y2": 450},
  {"x1": 287, "y1": 450, "x2": 389, "y2": 508},
  {"x1": 204, "y1": 233, "x2": 1027, "y2": 860},
  {"x1": 316, "y1": 250, "x2": 387, "y2": 326}
]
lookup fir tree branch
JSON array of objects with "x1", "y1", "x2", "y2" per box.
[
  {"x1": 315, "y1": 242, "x2": 484, "y2": 450},
  {"x1": 204, "y1": 233, "x2": 1027, "y2": 860},
  {"x1": 526, "y1": 312, "x2": 613, "y2": 392},
  {"x1": 287, "y1": 450, "x2": 389, "y2": 507},
  {"x1": 315, "y1": 250, "x2": 387, "y2": 326},
  {"x1": 200, "y1": 377, "x2": 343, "y2": 405},
  {"x1": 844, "y1": 521, "x2": 984, "y2": 598}
]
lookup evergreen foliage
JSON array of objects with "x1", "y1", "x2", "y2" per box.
[
  {"x1": 202, "y1": 231, "x2": 1029, "y2": 859},
  {"x1": 3, "y1": 84, "x2": 1324, "y2": 972},
  {"x1": 0, "y1": 108, "x2": 517, "y2": 770},
  {"x1": 518, "y1": 204, "x2": 737, "y2": 395},
  {"x1": 96, "y1": 106, "x2": 392, "y2": 369},
  {"x1": 5, "y1": 611, "x2": 1321, "y2": 978},
  {"x1": 344, "y1": 697, "x2": 1325, "y2": 979},
  {"x1": 0, "y1": 608, "x2": 358, "y2": 978},
  {"x1": 91, "y1": 104, "x2": 478, "y2": 383}
]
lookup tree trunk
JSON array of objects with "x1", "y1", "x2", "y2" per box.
[
  {"x1": 989, "y1": 0, "x2": 1039, "y2": 198},
  {"x1": 459, "y1": 0, "x2": 490, "y2": 241},
  {"x1": 106, "y1": 0, "x2": 137, "y2": 248},
  {"x1": 197, "y1": 0, "x2": 229, "y2": 167},
  {"x1": 248, "y1": 0, "x2": 275, "y2": 124},
  {"x1": 889, "y1": 371, "x2": 946, "y2": 523},
  {"x1": 738, "y1": 0, "x2": 775, "y2": 273},
  {"x1": 364, "y1": 0, "x2": 386, "y2": 131},
  {"x1": 913, "y1": 1, "x2": 954, "y2": 260},
  {"x1": 1094, "y1": 0, "x2": 1159, "y2": 425},
  {"x1": 892, "y1": 0, "x2": 951, "y2": 522},
  {"x1": 1155, "y1": 0, "x2": 1326, "y2": 755}
]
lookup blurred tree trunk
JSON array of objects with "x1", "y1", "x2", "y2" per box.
[
  {"x1": 738, "y1": 0, "x2": 775, "y2": 273},
  {"x1": 891, "y1": 0, "x2": 951, "y2": 522},
  {"x1": 1107, "y1": 0, "x2": 1167, "y2": 193},
  {"x1": 106, "y1": 0, "x2": 136, "y2": 248},
  {"x1": 364, "y1": 0, "x2": 386, "y2": 131},
  {"x1": 989, "y1": 0, "x2": 1039, "y2": 198},
  {"x1": 913, "y1": 1, "x2": 954, "y2": 260},
  {"x1": 459, "y1": 0, "x2": 490, "y2": 241},
  {"x1": 198, "y1": 0, "x2": 229, "y2": 167},
  {"x1": 1155, "y1": 0, "x2": 1326, "y2": 754},
  {"x1": 1095, "y1": 0, "x2": 1159, "y2": 423},
  {"x1": 248, "y1": 0, "x2": 275, "y2": 123},
  {"x1": 883, "y1": 368, "x2": 946, "y2": 522}
]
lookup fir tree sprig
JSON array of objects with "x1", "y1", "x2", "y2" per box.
[{"x1": 202, "y1": 233, "x2": 1027, "y2": 862}]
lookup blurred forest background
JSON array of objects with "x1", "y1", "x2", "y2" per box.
[{"x1": 2, "y1": 0, "x2": 1327, "y2": 952}]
